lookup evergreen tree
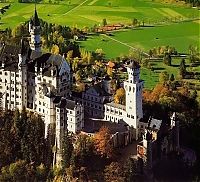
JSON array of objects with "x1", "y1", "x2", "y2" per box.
[
  {"x1": 170, "y1": 74, "x2": 175, "y2": 82},
  {"x1": 179, "y1": 59, "x2": 187, "y2": 78},
  {"x1": 163, "y1": 53, "x2": 172, "y2": 66},
  {"x1": 61, "y1": 132, "x2": 73, "y2": 169}
]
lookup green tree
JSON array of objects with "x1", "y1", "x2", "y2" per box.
[
  {"x1": 102, "y1": 18, "x2": 107, "y2": 27},
  {"x1": 179, "y1": 59, "x2": 187, "y2": 78},
  {"x1": 170, "y1": 74, "x2": 175, "y2": 82},
  {"x1": 62, "y1": 132, "x2": 73, "y2": 169},
  {"x1": 132, "y1": 18, "x2": 138, "y2": 27},
  {"x1": 163, "y1": 53, "x2": 172, "y2": 66}
]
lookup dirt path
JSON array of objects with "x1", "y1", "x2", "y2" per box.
[{"x1": 63, "y1": 0, "x2": 90, "y2": 15}]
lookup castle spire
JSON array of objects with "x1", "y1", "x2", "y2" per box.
[
  {"x1": 32, "y1": 4, "x2": 40, "y2": 26},
  {"x1": 29, "y1": 5, "x2": 41, "y2": 52}
]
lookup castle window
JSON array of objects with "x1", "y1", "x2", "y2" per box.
[
  {"x1": 0, "y1": 72, "x2": 2, "y2": 75},
  {"x1": 5, "y1": 72, "x2": 7, "y2": 76},
  {"x1": 129, "y1": 86, "x2": 131, "y2": 92},
  {"x1": 131, "y1": 115, "x2": 134, "y2": 119},
  {"x1": 16, "y1": 74, "x2": 19, "y2": 77}
]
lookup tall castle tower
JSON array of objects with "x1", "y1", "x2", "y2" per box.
[
  {"x1": 18, "y1": 39, "x2": 28, "y2": 110},
  {"x1": 29, "y1": 7, "x2": 41, "y2": 52},
  {"x1": 124, "y1": 60, "x2": 144, "y2": 139}
]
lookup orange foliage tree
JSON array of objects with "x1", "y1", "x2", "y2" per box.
[{"x1": 93, "y1": 126, "x2": 114, "y2": 158}]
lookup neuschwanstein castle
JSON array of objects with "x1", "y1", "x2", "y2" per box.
[{"x1": 0, "y1": 9, "x2": 150, "y2": 165}]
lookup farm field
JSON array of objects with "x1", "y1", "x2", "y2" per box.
[
  {"x1": 80, "y1": 21, "x2": 199, "y2": 59},
  {"x1": 0, "y1": 0, "x2": 199, "y2": 29}
]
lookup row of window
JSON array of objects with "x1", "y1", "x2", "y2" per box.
[
  {"x1": 106, "y1": 108, "x2": 123, "y2": 115},
  {"x1": 6, "y1": 100, "x2": 20, "y2": 105},
  {"x1": 57, "y1": 108, "x2": 73, "y2": 114},
  {"x1": 0, "y1": 79, "x2": 20, "y2": 84},
  {"x1": 127, "y1": 114, "x2": 134, "y2": 119},
  {"x1": 105, "y1": 115, "x2": 119, "y2": 122},
  {"x1": 83, "y1": 101, "x2": 102, "y2": 110},
  {"x1": 83, "y1": 94, "x2": 101, "y2": 103},
  {"x1": 0, "y1": 72, "x2": 19, "y2": 77}
]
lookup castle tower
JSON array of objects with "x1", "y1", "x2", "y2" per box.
[
  {"x1": 18, "y1": 39, "x2": 28, "y2": 110},
  {"x1": 143, "y1": 129, "x2": 153, "y2": 179},
  {"x1": 29, "y1": 7, "x2": 41, "y2": 52},
  {"x1": 124, "y1": 60, "x2": 144, "y2": 139},
  {"x1": 171, "y1": 112, "x2": 180, "y2": 152}
]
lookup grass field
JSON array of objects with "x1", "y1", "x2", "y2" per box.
[
  {"x1": 80, "y1": 21, "x2": 199, "y2": 58},
  {"x1": 0, "y1": 0, "x2": 199, "y2": 29},
  {"x1": 141, "y1": 58, "x2": 200, "y2": 89}
]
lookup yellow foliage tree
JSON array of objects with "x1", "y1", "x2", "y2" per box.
[
  {"x1": 51, "y1": 44, "x2": 59, "y2": 55},
  {"x1": 114, "y1": 88, "x2": 125, "y2": 105}
]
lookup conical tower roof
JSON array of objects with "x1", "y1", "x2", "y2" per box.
[{"x1": 32, "y1": 7, "x2": 40, "y2": 26}]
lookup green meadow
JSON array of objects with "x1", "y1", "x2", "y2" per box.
[
  {"x1": 0, "y1": 0, "x2": 199, "y2": 29},
  {"x1": 80, "y1": 21, "x2": 199, "y2": 58}
]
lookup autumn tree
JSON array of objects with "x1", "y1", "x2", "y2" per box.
[
  {"x1": 94, "y1": 126, "x2": 114, "y2": 158},
  {"x1": 114, "y1": 88, "x2": 125, "y2": 105},
  {"x1": 104, "y1": 162, "x2": 124, "y2": 182},
  {"x1": 107, "y1": 66, "x2": 113, "y2": 77},
  {"x1": 51, "y1": 44, "x2": 60, "y2": 55},
  {"x1": 159, "y1": 71, "x2": 169, "y2": 83}
]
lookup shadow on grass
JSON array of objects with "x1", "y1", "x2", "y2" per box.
[{"x1": 153, "y1": 67, "x2": 165, "y2": 71}]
